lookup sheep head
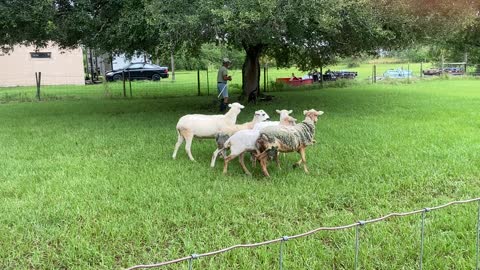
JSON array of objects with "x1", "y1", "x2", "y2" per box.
[
  {"x1": 254, "y1": 110, "x2": 270, "y2": 122},
  {"x1": 303, "y1": 109, "x2": 324, "y2": 123},
  {"x1": 226, "y1": 102, "x2": 245, "y2": 115},
  {"x1": 276, "y1": 109, "x2": 293, "y2": 121}
]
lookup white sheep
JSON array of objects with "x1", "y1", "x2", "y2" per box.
[
  {"x1": 256, "y1": 109, "x2": 324, "y2": 177},
  {"x1": 213, "y1": 110, "x2": 270, "y2": 159},
  {"x1": 253, "y1": 110, "x2": 296, "y2": 130},
  {"x1": 172, "y1": 102, "x2": 245, "y2": 161},
  {"x1": 211, "y1": 110, "x2": 297, "y2": 175}
]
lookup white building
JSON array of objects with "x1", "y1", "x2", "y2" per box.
[{"x1": 0, "y1": 44, "x2": 85, "y2": 87}]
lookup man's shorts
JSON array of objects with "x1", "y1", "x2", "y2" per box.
[{"x1": 217, "y1": 82, "x2": 228, "y2": 98}]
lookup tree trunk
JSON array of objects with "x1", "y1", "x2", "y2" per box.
[{"x1": 242, "y1": 44, "x2": 263, "y2": 102}]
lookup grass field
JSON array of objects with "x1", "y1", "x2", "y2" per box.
[{"x1": 1, "y1": 79, "x2": 479, "y2": 269}]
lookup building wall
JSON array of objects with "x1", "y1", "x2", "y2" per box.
[{"x1": 0, "y1": 44, "x2": 85, "y2": 87}]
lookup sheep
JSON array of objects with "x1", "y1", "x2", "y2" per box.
[
  {"x1": 172, "y1": 102, "x2": 245, "y2": 161},
  {"x1": 213, "y1": 110, "x2": 270, "y2": 159},
  {"x1": 210, "y1": 110, "x2": 297, "y2": 175},
  {"x1": 252, "y1": 110, "x2": 295, "y2": 130},
  {"x1": 256, "y1": 109, "x2": 324, "y2": 177}
]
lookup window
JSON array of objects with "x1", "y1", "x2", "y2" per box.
[
  {"x1": 144, "y1": 64, "x2": 158, "y2": 69},
  {"x1": 127, "y1": 63, "x2": 144, "y2": 69},
  {"x1": 30, "y1": 52, "x2": 51, "y2": 58}
]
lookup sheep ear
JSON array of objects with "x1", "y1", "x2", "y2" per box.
[
  {"x1": 276, "y1": 110, "x2": 281, "y2": 114},
  {"x1": 240, "y1": 105, "x2": 245, "y2": 109},
  {"x1": 303, "y1": 110, "x2": 308, "y2": 115},
  {"x1": 228, "y1": 104, "x2": 232, "y2": 108},
  {"x1": 288, "y1": 110, "x2": 293, "y2": 114},
  {"x1": 317, "y1": 111, "x2": 324, "y2": 116}
]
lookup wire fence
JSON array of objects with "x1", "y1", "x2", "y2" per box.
[
  {"x1": 1, "y1": 64, "x2": 479, "y2": 104},
  {"x1": 126, "y1": 198, "x2": 480, "y2": 270}
]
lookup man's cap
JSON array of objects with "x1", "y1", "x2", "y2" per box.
[{"x1": 223, "y1": 57, "x2": 231, "y2": 63}]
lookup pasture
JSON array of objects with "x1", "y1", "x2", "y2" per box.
[{"x1": 0, "y1": 79, "x2": 479, "y2": 269}]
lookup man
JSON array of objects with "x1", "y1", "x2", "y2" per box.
[{"x1": 217, "y1": 58, "x2": 232, "y2": 112}]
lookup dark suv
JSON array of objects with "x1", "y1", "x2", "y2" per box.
[{"x1": 105, "y1": 62, "x2": 169, "y2": 81}]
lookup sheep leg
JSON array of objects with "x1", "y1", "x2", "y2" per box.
[
  {"x1": 239, "y1": 152, "x2": 252, "y2": 176},
  {"x1": 299, "y1": 147, "x2": 309, "y2": 174},
  {"x1": 250, "y1": 152, "x2": 257, "y2": 167},
  {"x1": 183, "y1": 132, "x2": 195, "y2": 161},
  {"x1": 223, "y1": 154, "x2": 237, "y2": 174},
  {"x1": 259, "y1": 156, "x2": 270, "y2": 177},
  {"x1": 275, "y1": 152, "x2": 281, "y2": 169},
  {"x1": 211, "y1": 148, "x2": 222, "y2": 168},
  {"x1": 172, "y1": 131, "x2": 184, "y2": 159}
]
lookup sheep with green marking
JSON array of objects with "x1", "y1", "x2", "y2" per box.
[{"x1": 256, "y1": 109, "x2": 324, "y2": 177}]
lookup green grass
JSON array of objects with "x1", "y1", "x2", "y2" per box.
[{"x1": 0, "y1": 79, "x2": 479, "y2": 269}]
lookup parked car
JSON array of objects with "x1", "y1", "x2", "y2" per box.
[
  {"x1": 423, "y1": 68, "x2": 442, "y2": 76},
  {"x1": 333, "y1": 70, "x2": 358, "y2": 79},
  {"x1": 442, "y1": 67, "x2": 464, "y2": 75},
  {"x1": 105, "y1": 62, "x2": 169, "y2": 81}
]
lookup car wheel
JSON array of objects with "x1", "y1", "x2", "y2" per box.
[
  {"x1": 113, "y1": 74, "x2": 122, "y2": 81},
  {"x1": 152, "y1": 74, "x2": 161, "y2": 81}
]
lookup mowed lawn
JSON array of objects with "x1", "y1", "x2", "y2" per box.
[{"x1": 0, "y1": 79, "x2": 479, "y2": 269}]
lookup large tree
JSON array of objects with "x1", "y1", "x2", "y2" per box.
[{"x1": 1, "y1": 0, "x2": 478, "y2": 95}]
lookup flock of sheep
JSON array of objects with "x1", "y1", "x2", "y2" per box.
[{"x1": 172, "y1": 103, "x2": 324, "y2": 177}]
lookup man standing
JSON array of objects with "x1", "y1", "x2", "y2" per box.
[{"x1": 217, "y1": 58, "x2": 232, "y2": 112}]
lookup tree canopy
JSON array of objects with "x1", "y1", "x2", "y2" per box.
[{"x1": 1, "y1": 0, "x2": 478, "y2": 96}]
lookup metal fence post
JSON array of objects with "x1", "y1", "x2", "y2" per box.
[
  {"x1": 129, "y1": 71, "x2": 132, "y2": 98},
  {"x1": 279, "y1": 236, "x2": 288, "y2": 270},
  {"x1": 206, "y1": 69, "x2": 210, "y2": 96},
  {"x1": 122, "y1": 70, "x2": 126, "y2": 98},
  {"x1": 263, "y1": 66, "x2": 266, "y2": 93},
  {"x1": 35, "y1": 72, "x2": 42, "y2": 101},
  {"x1": 197, "y1": 69, "x2": 201, "y2": 96},
  {"x1": 419, "y1": 208, "x2": 430, "y2": 270},
  {"x1": 476, "y1": 200, "x2": 480, "y2": 270},
  {"x1": 189, "y1": 254, "x2": 198, "y2": 270},
  {"x1": 355, "y1": 221, "x2": 365, "y2": 270}
]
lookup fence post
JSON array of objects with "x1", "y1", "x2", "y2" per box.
[
  {"x1": 35, "y1": 72, "x2": 42, "y2": 101},
  {"x1": 122, "y1": 70, "x2": 126, "y2": 98},
  {"x1": 320, "y1": 66, "x2": 323, "y2": 88},
  {"x1": 419, "y1": 208, "x2": 429, "y2": 270},
  {"x1": 266, "y1": 65, "x2": 269, "y2": 91},
  {"x1": 476, "y1": 200, "x2": 479, "y2": 270},
  {"x1": 129, "y1": 71, "x2": 132, "y2": 98},
  {"x1": 408, "y1": 63, "x2": 410, "y2": 82},
  {"x1": 374, "y1": 65, "x2": 377, "y2": 83},
  {"x1": 197, "y1": 69, "x2": 201, "y2": 96},
  {"x1": 279, "y1": 236, "x2": 288, "y2": 270},
  {"x1": 189, "y1": 254, "x2": 198, "y2": 270},
  {"x1": 206, "y1": 69, "x2": 210, "y2": 96},
  {"x1": 355, "y1": 221, "x2": 365, "y2": 270},
  {"x1": 263, "y1": 66, "x2": 267, "y2": 93}
]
